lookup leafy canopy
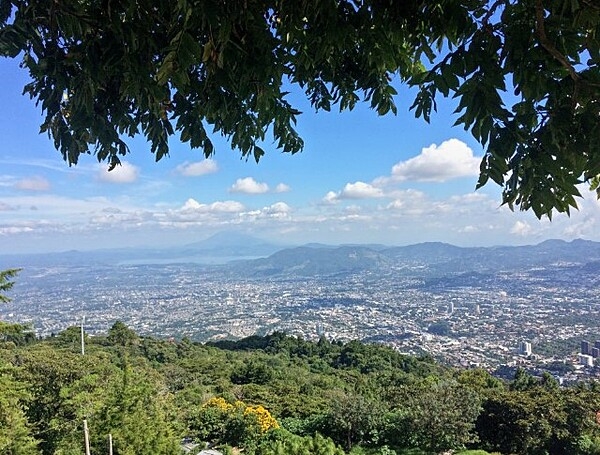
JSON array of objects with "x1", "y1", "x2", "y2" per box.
[
  {"x1": 0, "y1": 268, "x2": 20, "y2": 303},
  {"x1": 1, "y1": 0, "x2": 599, "y2": 218}
]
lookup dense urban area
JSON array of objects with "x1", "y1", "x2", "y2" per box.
[{"x1": 4, "y1": 239, "x2": 600, "y2": 383}]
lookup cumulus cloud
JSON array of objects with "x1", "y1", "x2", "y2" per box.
[
  {"x1": 241, "y1": 202, "x2": 291, "y2": 220},
  {"x1": 385, "y1": 189, "x2": 428, "y2": 210},
  {"x1": 340, "y1": 181, "x2": 383, "y2": 199},
  {"x1": 322, "y1": 191, "x2": 339, "y2": 205},
  {"x1": 98, "y1": 162, "x2": 139, "y2": 183},
  {"x1": 181, "y1": 198, "x2": 244, "y2": 213},
  {"x1": 229, "y1": 177, "x2": 269, "y2": 194},
  {"x1": 275, "y1": 183, "x2": 291, "y2": 193},
  {"x1": 176, "y1": 159, "x2": 218, "y2": 176},
  {"x1": 510, "y1": 220, "x2": 532, "y2": 236},
  {"x1": 14, "y1": 176, "x2": 51, "y2": 191},
  {"x1": 323, "y1": 181, "x2": 383, "y2": 203},
  {"x1": 390, "y1": 139, "x2": 481, "y2": 182},
  {"x1": 265, "y1": 202, "x2": 291, "y2": 215}
]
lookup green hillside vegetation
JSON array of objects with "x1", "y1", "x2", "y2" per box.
[{"x1": 2, "y1": 322, "x2": 600, "y2": 455}]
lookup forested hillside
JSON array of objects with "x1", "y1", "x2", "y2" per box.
[{"x1": 2, "y1": 321, "x2": 600, "y2": 455}]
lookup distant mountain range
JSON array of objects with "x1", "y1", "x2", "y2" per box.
[
  {"x1": 0, "y1": 231, "x2": 287, "y2": 267},
  {"x1": 225, "y1": 238, "x2": 600, "y2": 278},
  {"x1": 2, "y1": 233, "x2": 600, "y2": 279}
]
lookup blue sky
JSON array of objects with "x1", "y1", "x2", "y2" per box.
[{"x1": 1, "y1": 57, "x2": 599, "y2": 254}]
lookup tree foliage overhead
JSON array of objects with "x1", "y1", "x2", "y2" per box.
[{"x1": 0, "y1": 0, "x2": 599, "y2": 217}]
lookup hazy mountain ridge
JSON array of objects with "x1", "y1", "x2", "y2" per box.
[
  {"x1": 225, "y1": 238, "x2": 600, "y2": 278},
  {"x1": 3, "y1": 235, "x2": 600, "y2": 279}
]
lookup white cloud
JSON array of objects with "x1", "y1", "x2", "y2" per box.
[
  {"x1": 390, "y1": 139, "x2": 481, "y2": 182},
  {"x1": 340, "y1": 181, "x2": 383, "y2": 199},
  {"x1": 97, "y1": 162, "x2": 139, "y2": 183},
  {"x1": 229, "y1": 177, "x2": 269, "y2": 194},
  {"x1": 322, "y1": 191, "x2": 339, "y2": 205},
  {"x1": 181, "y1": 198, "x2": 245, "y2": 213},
  {"x1": 510, "y1": 220, "x2": 532, "y2": 236},
  {"x1": 323, "y1": 182, "x2": 383, "y2": 203},
  {"x1": 210, "y1": 201, "x2": 246, "y2": 212},
  {"x1": 275, "y1": 183, "x2": 291, "y2": 193},
  {"x1": 0, "y1": 226, "x2": 34, "y2": 235},
  {"x1": 265, "y1": 202, "x2": 291, "y2": 215},
  {"x1": 241, "y1": 202, "x2": 291, "y2": 220},
  {"x1": 176, "y1": 159, "x2": 218, "y2": 176},
  {"x1": 385, "y1": 189, "x2": 428, "y2": 211},
  {"x1": 14, "y1": 176, "x2": 51, "y2": 191}
]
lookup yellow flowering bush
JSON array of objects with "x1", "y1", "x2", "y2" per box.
[
  {"x1": 243, "y1": 405, "x2": 280, "y2": 433},
  {"x1": 202, "y1": 396, "x2": 234, "y2": 412},
  {"x1": 193, "y1": 397, "x2": 279, "y2": 446}
]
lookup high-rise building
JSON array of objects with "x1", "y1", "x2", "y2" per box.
[
  {"x1": 448, "y1": 302, "x2": 454, "y2": 315},
  {"x1": 582, "y1": 340, "x2": 591, "y2": 355},
  {"x1": 580, "y1": 354, "x2": 594, "y2": 367},
  {"x1": 595, "y1": 340, "x2": 600, "y2": 349},
  {"x1": 592, "y1": 347, "x2": 600, "y2": 359},
  {"x1": 519, "y1": 341, "x2": 532, "y2": 356}
]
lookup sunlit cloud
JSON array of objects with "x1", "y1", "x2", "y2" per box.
[
  {"x1": 176, "y1": 159, "x2": 219, "y2": 176},
  {"x1": 323, "y1": 181, "x2": 383, "y2": 203},
  {"x1": 275, "y1": 183, "x2": 291, "y2": 193},
  {"x1": 181, "y1": 198, "x2": 245, "y2": 213},
  {"x1": 229, "y1": 177, "x2": 269, "y2": 194},
  {"x1": 510, "y1": 220, "x2": 533, "y2": 236},
  {"x1": 390, "y1": 139, "x2": 481, "y2": 182},
  {"x1": 241, "y1": 202, "x2": 291, "y2": 220},
  {"x1": 97, "y1": 162, "x2": 139, "y2": 183},
  {"x1": 340, "y1": 182, "x2": 383, "y2": 199}
]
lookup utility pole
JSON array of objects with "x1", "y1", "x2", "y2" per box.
[
  {"x1": 108, "y1": 433, "x2": 113, "y2": 455},
  {"x1": 83, "y1": 419, "x2": 91, "y2": 455},
  {"x1": 81, "y1": 316, "x2": 85, "y2": 356}
]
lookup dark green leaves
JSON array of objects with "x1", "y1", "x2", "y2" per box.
[
  {"x1": 1, "y1": 0, "x2": 600, "y2": 217},
  {"x1": 0, "y1": 268, "x2": 20, "y2": 303}
]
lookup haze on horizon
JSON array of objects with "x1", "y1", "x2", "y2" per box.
[{"x1": 2, "y1": 58, "x2": 600, "y2": 255}]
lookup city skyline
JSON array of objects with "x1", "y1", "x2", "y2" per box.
[{"x1": 2, "y1": 57, "x2": 600, "y2": 254}]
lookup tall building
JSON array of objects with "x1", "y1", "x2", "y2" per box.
[
  {"x1": 580, "y1": 354, "x2": 594, "y2": 367},
  {"x1": 592, "y1": 347, "x2": 600, "y2": 359},
  {"x1": 582, "y1": 340, "x2": 591, "y2": 355},
  {"x1": 448, "y1": 302, "x2": 454, "y2": 315},
  {"x1": 595, "y1": 340, "x2": 600, "y2": 349},
  {"x1": 519, "y1": 341, "x2": 532, "y2": 356}
]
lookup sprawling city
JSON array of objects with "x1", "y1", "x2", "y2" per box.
[{"x1": 4, "y1": 237, "x2": 600, "y2": 384}]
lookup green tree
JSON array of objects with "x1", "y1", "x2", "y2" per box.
[
  {"x1": 0, "y1": 269, "x2": 20, "y2": 303},
  {"x1": 13, "y1": 346, "x2": 92, "y2": 454},
  {"x1": 391, "y1": 379, "x2": 482, "y2": 453},
  {"x1": 107, "y1": 321, "x2": 138, "y2": 347},
  {"x1": 0, "y1": 364, "x2": 39, "y2": 455},
  {"x1": 254, "y1": 431, "x2": 346, "y2": 455},
  {"x1": 1, "y1": 1, "x2": 599, "y2": 216},
  {"x1": 0, "y1": 322, "x2": 36, "y2": 346},
  {"x1": 477, "y1": 384, "x2": 600, "y2": 455},
  {"x1": 324, "y1": 391, "x2": 386, "y2": 451},
  {"x1": 48, "y1": 358, "x2": 181, "y2": 455}
]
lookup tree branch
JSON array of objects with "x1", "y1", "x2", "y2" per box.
[{"x1": 535, "y1": 0, "x2": 580, "y2": 82}]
